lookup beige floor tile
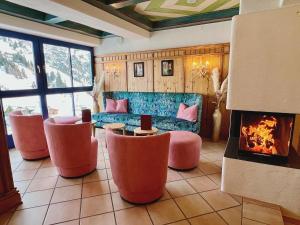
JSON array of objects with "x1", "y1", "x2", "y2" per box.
[
  {"x1": 147, "y1": 199, "x2": 185, "y2": 225},
  {"x1": 242, "y1": 218, "x2": 267, "y2": 225},
  {"x1": 187, "y1": 176, "x2": 219, "y2": 193},
  {"x1": 51, "y1": 185, "x2": 82, "y2": 203},
  {"x1": 202, "y1": 152, "x2": 224, "y2": 162},
  {"x1": 175, "y1": 194, "x2": 213, "y2": 218},
  {"x1": 13, "y1": 169, "x2": 37, "y2": 182},
  {"x1": 168, "y1": 220, "x2": 190, "y2": 225},
  {"x1": 35, "y1": 167, "x2": 58, "y2": 178},
  {"x1": 105, "y1": 159, "x2": 111, "y2": 168},
  {"x1": 56, "y1": 176, "x2": 82, "y2": 188},
  {"x1": 218, "y1": 206, "x2": 242, "y2": 225},
  {"x1": 207, "y1": 173, "x2": 221, "y2": 186},
  {"x1": 107, "y1": 169, "x2": 112, "y2": 179},
  {"x1": 201, "y1": 190, "x2": 240, "y2": 211},
  {"x1": 97, "y1": 160, "x2": 106, "y2": 170},
  {"x1": 18, "y1": 189, "x2": 53, "y2": 210},
  {"x1": 83, "y1": 169, "x2": 107, "y2": 183},
  {"x1": 80, "y1": 212, "x2": 115, "y2": 225},
  {"x1": 230, "y1": 194, "x2": 243, "y2": 204},
  {"x1": 27, "y1": 176, "x2": 57, "y2": 192},
  {"x1": 81, "y1": 194, "x2": 113, "y2": 217},
  {"x1": 16, "y1": 160, "x2": 42, "y2": 171},
  {"x1": 167, "y1": 169, "x2": 183, "y2": 182},
  {"x1": 8, "y1": 206, "x2": 48, "y2": 225},
  {"x1": 109, "y1": 179, "x2": 118, "y2": 193},
  {"x1": 82, "y1": 180, "x2": 110, "y2": 198},
  {"x1": 166, "y1": 180, "x2": 196, "y2": 197},
  {"x1": 112, "y1": 192, "x2": 134, "y2": 211},
  {"x1": 115, "y1": 207, "x2": 152, "y2": 225},
  {"x1": 44, "y1": 199, "x2": 81, "y2": 225},
  {"x1": 189, "y1": 212, "x2": 227, "y2": 225},
  {"x1": 56, "y1": 220, "x2": 79, "y2": 225},
  {"x1": 14, "y1": 180, "x2": 30, "y2": 194},
  {"x1": 198, "y1": 162, "x2": 221, "y2": 175},
  {"x1": 178, "y1": 168, "x2": 204, "y2": 179},
  {"x1": 160, "y1": 189, "x2": 171, "y2": 201},
  {"x1": 243, "y1": 201, "x2": 284, "y2": 225},
  {"x1": 40, "y1": 158, "x2": 55, "y2": 168}
]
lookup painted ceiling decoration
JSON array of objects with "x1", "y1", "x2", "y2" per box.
[
  {"x1": 133, "y1": 0, "x2": 240, "y2": 21},
  {"x1": 0, "y1": 0, "x2": 239, "y2": 38}
]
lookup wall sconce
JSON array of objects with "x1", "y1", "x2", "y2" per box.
[
  {"x1": 191, "y1": 60, "x2": 210, "y2": 79},
  {"x1": 106, "y1": 64, "x2": 120, "y2": 78}
]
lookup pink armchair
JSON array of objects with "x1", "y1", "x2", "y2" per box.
[
  {"x1": 44, "y1": 119, "x2": 98, "y2": 177},
  {"x1": 9, "y1": 111, "x2": 49, "y2": 160},
  {"x1": 106, "y1": 131, "x2": 170, "y2": 203}
]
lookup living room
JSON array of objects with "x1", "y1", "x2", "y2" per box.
[{"x1": 0, "y1": 0, "x2": 299, "y2": 225}]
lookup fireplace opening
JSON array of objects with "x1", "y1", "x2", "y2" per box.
[{"x1": 239, "y1": 112, "x2": 294, "y2": 159}]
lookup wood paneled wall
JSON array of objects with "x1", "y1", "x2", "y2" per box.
[{"x1": 95, "y1": 43, "x2": 230, "y2": 139}]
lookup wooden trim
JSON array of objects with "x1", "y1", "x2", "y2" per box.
[{"x1": 95, "y1": 43, "x2": 230, "y2": 59}]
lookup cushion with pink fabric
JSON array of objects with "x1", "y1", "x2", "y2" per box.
[
  {"x1": 106, "y1": 98, "x2": 128, "y2": 113},
  {"x1": 168, "y1": 131, "x2": 202, "y2": 170},
  {"x1": 176, "y1": 103, "x2": 198, "y2": 122},
  {"x1": 53, "y1": 116, "x2": 81, "y2": 124}
]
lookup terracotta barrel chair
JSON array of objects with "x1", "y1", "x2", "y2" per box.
[
  {"x1": 44, "y1": 119, "x2": 98, "y2": 177},
  {"x1": 9, "y1": 111, "x2": 49, "y2": 160},
  {"x1": 106, "y1": 131, "x2": 170, "y2": 204}
]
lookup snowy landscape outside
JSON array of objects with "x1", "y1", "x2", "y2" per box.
[{"x1": 0, "y1": 36, "x2": 93, "y2": 134}]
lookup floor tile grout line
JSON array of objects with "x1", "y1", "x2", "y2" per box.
[
  {"x1": 104, "y1": 162, "x2": 118, "y2": 225},
  {"x1": 42, "y1": 175, "x2": 59, "y2": 225},
  {"x1": 7, "y1": 156, "x2": 44, "y2": 224}
]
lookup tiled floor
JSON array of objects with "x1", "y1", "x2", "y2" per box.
[{"x1": 0, "y1": 129, "x2": 290, "y2": 225}]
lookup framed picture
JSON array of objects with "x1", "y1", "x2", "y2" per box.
[
  {"x1": 134, "y1": 62, "x2": 144, "y2": 77},
  {"x1": 161, "y1": 60, "x2": 174, "y2": 76}
]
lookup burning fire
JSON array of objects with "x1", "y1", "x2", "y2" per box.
[{"x1": 241, "y1": 116, "x2": 278, "y2": 155}]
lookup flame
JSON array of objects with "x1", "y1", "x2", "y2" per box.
[{"x1": 241, "y1": 116, "x2": 278, "y2": 155}]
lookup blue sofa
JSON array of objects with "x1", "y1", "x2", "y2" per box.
[{"x1": 92, "y1": 92, "x2": 203, "y2": 133}]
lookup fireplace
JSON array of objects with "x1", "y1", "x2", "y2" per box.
[
  {"x1": 225, "y1": 110, "x2": 297, "y2": 166},
  {"x1": 239, "y1": 112, "x2": 294, "y2": 160}
]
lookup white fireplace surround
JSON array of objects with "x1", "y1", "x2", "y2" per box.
[
  {"x1": 222, "y1": 4, "x2": 300, "y2": 220},
  {"x1": 227, "y1": 4, "x2": 300, "y2": 114}
]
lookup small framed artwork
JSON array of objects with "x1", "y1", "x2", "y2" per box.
[
  {"x1": 161, "y1": 60, "x2": 174, "y2": 76},
  {"x1": 134, "y1": 62, "x2": 144, "y2": 77}
]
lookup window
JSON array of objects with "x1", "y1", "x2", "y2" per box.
[
  {"x1": 46, "y1": 94, "x2": 73, "y2": 117},
  {"x1": 44, "y1": 44, "x2": 72, "y2": 88},
  {"x1": 0, "y1": 29, "x2": 94, "y2": 148},
  {"x1": 74, "y1": 92, "x2": 93, "y2": 116},
  {"x1": 43, "y1": 44, "x2": 93, "y2": 89},
  {"x1": 2, "y1": 96, "x2": 41, "y2": 134},
  {"x1": 0, "y1": 36, "x2": 37, "y2": 90}
]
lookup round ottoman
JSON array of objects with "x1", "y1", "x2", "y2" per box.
[{"x1": 168, "y1": 131, "x2": 202, "y2": 170}]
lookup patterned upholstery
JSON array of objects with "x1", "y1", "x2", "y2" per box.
[{"x1": 92, "y1": 92, "x2": 203, "y2": 133}]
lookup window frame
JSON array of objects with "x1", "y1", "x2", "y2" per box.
[{"x1": 0, "y1": 28, "x2": 95, "y2": 148}]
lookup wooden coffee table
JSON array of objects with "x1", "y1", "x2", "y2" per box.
[
  {"x1": 134, "y1": 127, "x2": 158, "y2": 136},
  {"x1": 103, "y1": 123, "x2": 126, "y2": 135}
]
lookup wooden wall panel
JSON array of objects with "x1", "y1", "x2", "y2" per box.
[
  {"x1": 184, "y1": 55, "x2": 222, "y2": 95},
  {"x1": 95, "y1": 43, "x2": 231, "y2": 140},
  {"x1": 154, "y1": 57, "x2": 184, "y2": 92},
  {"x1": 102, "y1": 62, "x2": 127, "y2": 92},
  {"x1": 127, "y1": 60, "x2": 153, "y2": 92}
]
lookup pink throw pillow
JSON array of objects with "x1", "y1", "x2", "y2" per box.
[
  {"x1": 176, "y1": 103, "x2": 198, "y2": 122},
  {"x1": 106, "y1": 99, "x2": 128, "y2": 113}
]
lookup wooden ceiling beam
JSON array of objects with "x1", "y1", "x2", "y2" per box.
[{"x1": 7, "y1": 0, "x2": 150, "y2": 38}]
